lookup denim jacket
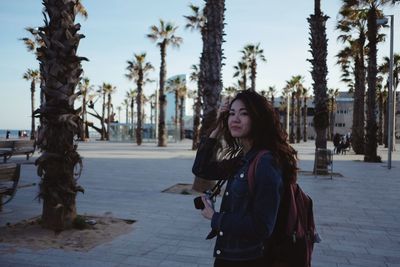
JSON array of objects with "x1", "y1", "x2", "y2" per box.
[{"x1": 192, "y1": 138, "x2": 283, "y2": 261}]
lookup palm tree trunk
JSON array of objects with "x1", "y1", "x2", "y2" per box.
[
  {"x1": 36, "y1": 0, "x2": 85, "y2": 230},
  {"x1": 137, "y1": 72, "x2": 144, "y2": 146},
  {"x1": 378, "y1": 91, "x2": 383, "y2": 145},
  {"x1": 243, "y1": 73, "x2": 247, "y2": 90},
  {"x1": 352, "y1": 53, "x2": 366, "y2": 154},
  {"x1": 125, "y1": 106, "x2": 129, "y2": 125},
  {"x1": 250, "y1": 61, "x2": 256, "y2": 92},
  {"x1": 175, "y1": 90, "x2": 179, "y2": 141},
  {"x1": 290, "y1": 92, "x2": 295, "y2": 143},
  {"x1": 101, "y1": 92, "x2": 106, "y2": 140},
  {"x1": 329, "y1": 98, "x2": 335, "y2": 141},
  {"x1": 364, "y1": 7, "x2": 380, "y2": 162},
  {"x1": 296, "y1": 95, "x2": 301, "y2": 143},
  {"x1": 179, "y1": 96, "x2": 185, "y2": 140},
  {"x1": 383, "y1": 98, "x2": 388, "y2": 147},
  {"x1": 81, "y1": 93, "x2": 87, "y2": 141},
  {"x1": 30, "y1": 81, "x2": 36, "y2": 140},
  {"x1": 158, "y1": 42, "x2": 167, "y2": 147},
  {"x1": 131, "y1": 97, "x2": 134, "y2": 140},
  {"x1": 308, "y1": 0, "x2": 329, "y2": 174},
  {"x1": 136, "y1": 93, "x2": 142, "y2": 145},
  {"x1": 193, "y1": 0, "x2": 225, "y2": 193},
  {"x1": 192, "y1": 89, "x2": 202, "y2": 150},
  {"x1": 303, "y1": 97, "x2": 308, "y2": 142},
  {"x1": 106, "y1": 94, "x2": 111, "y2": 141}
]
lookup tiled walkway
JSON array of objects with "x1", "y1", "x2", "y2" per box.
[{"x1": 0, "y1": 140, "x2": 399, "y2": 267}]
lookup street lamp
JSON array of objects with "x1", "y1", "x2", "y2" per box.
[{"x1": 377, "y1": 15, "x2": 394, "y2": 169}]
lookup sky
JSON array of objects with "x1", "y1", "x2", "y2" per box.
[{"x1": 0, "y1": 0, "x2": 399, "y2": 130}]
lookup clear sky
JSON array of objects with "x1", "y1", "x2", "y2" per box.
[{"x1": 0, "y1": 0, "x2": 399, "y2": 130}]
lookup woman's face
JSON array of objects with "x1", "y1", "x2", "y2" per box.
[{"x1": 228, "y1": 99, "x2": 252, "y2": 139}]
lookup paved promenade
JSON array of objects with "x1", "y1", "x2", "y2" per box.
[{"x1": 0, "y1": 140, "x2": 399, "y2": 267}]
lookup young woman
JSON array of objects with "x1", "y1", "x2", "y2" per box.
[{"x1": 192, "y1": 90, "x2": 297, "y2": 267}]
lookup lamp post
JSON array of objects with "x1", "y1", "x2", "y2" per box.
[{"x1": 377, "y1": 15, "x2": 394, "y2": 169}]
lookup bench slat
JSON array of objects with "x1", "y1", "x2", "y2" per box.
[{"x1": 0, "y1": 163, "x2": 21, "y2": 209}]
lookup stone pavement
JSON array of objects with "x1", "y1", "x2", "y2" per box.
[{"x1": 0, "y1": 140, "x2": 399, "y2": 267}]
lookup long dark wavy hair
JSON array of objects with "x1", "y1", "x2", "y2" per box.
[{"x1": 217, "y1": 90, "x2": 298, "y2": 185}]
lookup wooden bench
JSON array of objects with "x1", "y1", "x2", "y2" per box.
[
  {"x1": 0, "y1": 140, "x2": 36, "y2": 163},
  {"x1": 0, "y1": 141, "x2": 13, "y2": 163},
  {"x1": 12, "y1": 140, "x2": 36, "y2": 160},
  {"x1": 0, "y1": 163, "x2": 21, "y2": 211}
]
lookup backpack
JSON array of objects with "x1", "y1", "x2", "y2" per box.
[{"x1": 247, "y1": 150, "x2": 319, "y2": 267}]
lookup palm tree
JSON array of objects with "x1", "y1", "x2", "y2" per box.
[
  {"x1": 166, "y1": 76, "x2": 187, "y2": 141},
  {"x1": 377, "y1": 83, "x2": 385, "y2": 145},
  {"x1": 267, "y1": 86, "x2": 277, "y2": 107},
  {"x1": 302, "y1": 88, "x2": 309, "y2": 142},
  {"x1": 188, "y1": 64, "x2": 202, "y2": 150},
  {"x1": 285, "y1": 75, "x2": 303, "y2": 143},
  {"x1": 224, "y1": 86, "x2": 239, "y2": 98},
  {"x1": 147, "y1": 20, "x2": 183, "y2": 147},
  {"x1": 116, "y1": 106, "x2": 122, "y2": 123},
  {"x1": 105, "y1": 84, "x2": 116, "y2": 141},
  {"x1": 364, "y1": 1, "x2": 387, "y2": 162},
  {"x1": 380, "y1": 53, "x2": 400, "y2": 146},
  {"x1": 21, "y1": 3, "x2": 87, "y2": 108},
  {"x1": 295, "y1": 83, "x2": 304, "y2": 143},
  {"x1": 21, "y1": 27, "x2": 45, "y2": 106},
  {"x1": 233, "y1": 61, "x2": 249, "y2": 90},
  {"x1": 198, "y1": 0, "x2": 225, "y2": 139},
  {"x1": 78, "y1": 77, "x2": 93, "y2": 141},
  {"x1": 99, "y1": 84, "x2": 107, "y2": 140},
  {"x1": 345, "y1": 0, "x2": 394, "y2": 161},
  {"x1": 327, "y1": 88, "x2": 339, "y2": 141},
  {"x1": 382, "y1": 89, "x2": 389, "y2": 147},
  {"x1": 126, "y1": 53, "x2": 154, "y2": 145},
  {"x1": 336, "y1": 3, "x2": 369, "y2": 154},
  {"x1": 178, "y1": 85, "x2": 188, "y2": 141},
  {"x1": 126, "y1": 89, "x2": 137, "y2": 140},
  {"x1": 22, "y1": 69, "x2": 40, "y2": 140},
  {"x1": 190, "y1": 0, "x2": 225, "y2": 193},
  {"x1": 35, "y1": 0, "x2": 87, "y2": 230},
  {"x1": 308, "y1": 0, "x2": 329, "y2": 174},
  {"x1": 184, "y1": 4, "x2": 205, "y2": 149},
  {"x1": 122, "y1": 98, "x2": 129, "y2": 125},
  {"x1": 281, "y1": 87, "x2": 291, "y2": 134},
  {"x1": 241, "y1": 43, "x2": 266, "y2": 91}
]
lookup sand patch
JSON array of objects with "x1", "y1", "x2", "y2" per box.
[{"x1": 0, "y1": 213, "x2": 135, "y2": 252}]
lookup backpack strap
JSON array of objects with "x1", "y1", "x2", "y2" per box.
[{"x1": 247, "y1": 150, "x2": 269, "y2": 195}]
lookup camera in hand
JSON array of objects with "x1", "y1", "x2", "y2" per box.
[
  {"x1": 194, "y1": 190, "x2": 212, "y2": 210},
  {"x1": 194, "y1": 196, "x2": 205, "y2": 209},
  {"x1": 193, "y1": 180, "x2": 225, "y2": 210}
]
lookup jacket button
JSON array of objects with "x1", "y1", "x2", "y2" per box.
[
  {"x1": 240, "y1": 173, "x2": 244, "y2": 178},
  {"x1": 225, "y1": 191, "x2": 229, "y2": 196},
  {"x1": 216, "y1": 250, "x2": 221, "y2": 255},
  {"x1": 219, "y1": 231, "x2": 223, "y2": 236}
]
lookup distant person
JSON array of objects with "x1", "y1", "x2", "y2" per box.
[
  {"x1": 6, "y1": 130, "x2": 11, "y2": 139},
  {"x1": 18, "y1": 130, "x2": 22, "y2": 138},
  {"x1": 338, "y1": 135, "x2": 351, "y2": 155},
  {"x1": 192, "y1": 90, "x2": 298, "y2": 267},
  {"x1": 333, "y1": 133, "x2": 341, "y2": 154}
]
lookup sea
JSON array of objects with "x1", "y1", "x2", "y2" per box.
[
  {"x1": 0, "y1": 129, "x2": 101, "y2": 140},
  {"x1": 0, "y1": 129, "x2": 31, "y2": 139}
]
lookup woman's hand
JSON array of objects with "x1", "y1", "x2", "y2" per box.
[
  {"x1": 209, "y1": 97, "x2": 230, "y2": 138},
  {"x1": 200, "y1": 195, "x2": 215, "y2": 220}
]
